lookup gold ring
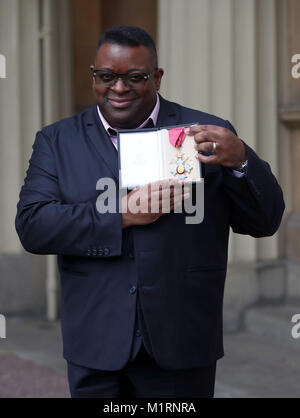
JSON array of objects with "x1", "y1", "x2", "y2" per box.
[{"x1": 212, "y1": 141, "x2": 217, "y2": 154}]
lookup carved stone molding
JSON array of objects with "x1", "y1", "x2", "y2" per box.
[{"x1": 280, "y1": 106, "x2": 300, "y2": 129}]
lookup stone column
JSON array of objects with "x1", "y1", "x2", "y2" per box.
[
  {"x1": 158, "y1": 0, "x2": 282, "y2": 265},
  {"x1": 280, "y1": 0, "x2": 300, "y2": 300},
  {"x1": 158, "y1": 0, "x2": 284, "y2": 328},
  {"x1": 0, "y1": 0, "x2": 47, "y2": 316},
  {"x1": 40, "y1": 0, "x2": 73, "y2": 320},
  {"x1": 0, "y1": 0, "x2": 43, "y2": 251},
  {"x1": 0, "y1": 0, "x2": 22, "y2": 253}
]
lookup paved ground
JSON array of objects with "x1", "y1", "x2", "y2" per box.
[
  {"x1": 215, "y1": 331, "x2": 300, "y2": 397},
  {"x1": 0, "y1": 317, "x2": 69, "y2": 398},
  {"x1": 0, "y1": 316, "x2": 299, "y2": 398}
]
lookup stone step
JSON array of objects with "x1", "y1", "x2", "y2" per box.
[
  {"x1": 216, "y1": 330, "x2": 300, "y2": 397},
  {"x1": 244, "y1": 304, "x2": 300, "y2": 350}
]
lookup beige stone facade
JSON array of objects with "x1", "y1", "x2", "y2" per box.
[{"x1": 0, "y1": 0, "x2": 299, "y2": 326}]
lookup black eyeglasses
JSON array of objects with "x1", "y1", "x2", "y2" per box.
[{"x1": 92, "y1": 69, "x2": 156, "y2": 89}]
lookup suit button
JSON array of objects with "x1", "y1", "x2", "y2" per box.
[
  {"x1": 87, "y1": 249, "x2": 91, "y2": 256},
  {"x1": 98, "y1": 249, "x2": 104, "y2": 256},
  {"x1": 129, "y1": 286, "x2": 136, "y2": 294},
  {"x1": 104, "y1": 247, "x2": 110, "y2": 256},
  {"x1": 129, "y1": 252, "x2": 134, "y2": 259},
  {"x1": 136, "y1": 329, "x2": 141, "y2": 337},
  {"x1": 92, "y1": 249, "x2": 97, "y2": 256}
]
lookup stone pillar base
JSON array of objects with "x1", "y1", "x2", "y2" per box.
[
  {"x1": 224, "y1": 260, "x2": 286, "y2": 332},
  {"x1": 285, "y1": 213, "x2": 300, "y2": 300}
]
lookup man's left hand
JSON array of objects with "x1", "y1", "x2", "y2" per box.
[{"x1": 185, "y1": 125, "x2": 247, "y2": 169}]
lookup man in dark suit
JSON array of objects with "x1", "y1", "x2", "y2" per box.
[{"x1": 15, "y1": 26, "x2": 285, "y2": 398}]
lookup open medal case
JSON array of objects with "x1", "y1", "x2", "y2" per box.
[{"x1": 117, "y1": 123, "x2": 203, "y2": 188}]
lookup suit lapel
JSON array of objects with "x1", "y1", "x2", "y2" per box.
[
  {"x1": 84, "y1": 105, "x2": 119, "y2": 182},
  {"x1": 83, "y1": 97, "x2": 181, "y2": 182},
  {"x1": 156, "y1": 94, "x2": 180, "y2": 128}
]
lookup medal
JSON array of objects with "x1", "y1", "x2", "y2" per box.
[{"x1": 169, "y1": 127, "x2": 193, "y2": 179}]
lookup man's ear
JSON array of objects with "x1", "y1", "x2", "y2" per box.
[
  {"x1": 90, "y1": 64, "x2": 94, "y2": 72},
  {"x1": 155, "y1": 68, "x2": 164, "y2": 91}
]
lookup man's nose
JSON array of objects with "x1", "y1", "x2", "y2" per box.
[{"x1": 111, "y1": 77, "x2": 130, "y2": 93}]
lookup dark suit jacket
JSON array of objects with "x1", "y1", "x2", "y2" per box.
[{"x1": 15, "y1": 95, "x2": 285, "y2": 370}]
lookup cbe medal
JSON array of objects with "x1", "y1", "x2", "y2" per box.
[
  {"x1": 170, "y1": 150, "x2": 192, "y2": 179},
  {"x1": 169, "y1": 127, "x2": 193, "y2": 179}
]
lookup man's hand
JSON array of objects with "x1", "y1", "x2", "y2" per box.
[
  {"x1": 121, "y1": 179, "x2": 190, "y2": 228},
  {"x1": 185, "y1": 125, "x2": 247, "y2": 169}
]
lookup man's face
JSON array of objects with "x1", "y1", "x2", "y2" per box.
[{"x1": 91, "y1": 43, "x2": 164, "y2": 129}]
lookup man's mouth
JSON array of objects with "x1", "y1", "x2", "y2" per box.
[{"x1": 107, "y1": 98, "x2": 136, "y2": 109}]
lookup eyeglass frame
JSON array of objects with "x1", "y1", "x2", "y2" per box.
[{"x1": 92, "y1": 68, "x2": 158, "y2": 89}]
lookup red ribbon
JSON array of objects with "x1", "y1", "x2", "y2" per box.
[{"x1": 168, "y1": 127, "x2": 187, "y2": 148}]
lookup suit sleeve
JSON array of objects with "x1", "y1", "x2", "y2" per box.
[
  {"x1": 15, "y1": 130, "x2": 123, "y2": 257},
  {"x1": 222, "y1": 120, "x2": 285, "y2": 237}
]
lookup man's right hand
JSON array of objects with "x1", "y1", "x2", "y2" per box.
[{"x1": 121, "y1": 179, "x2": 190, "y2": 228}]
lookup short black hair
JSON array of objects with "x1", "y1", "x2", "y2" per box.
[{"x1": 94, "y1": 26, "x2": 158, "y2": 67}]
